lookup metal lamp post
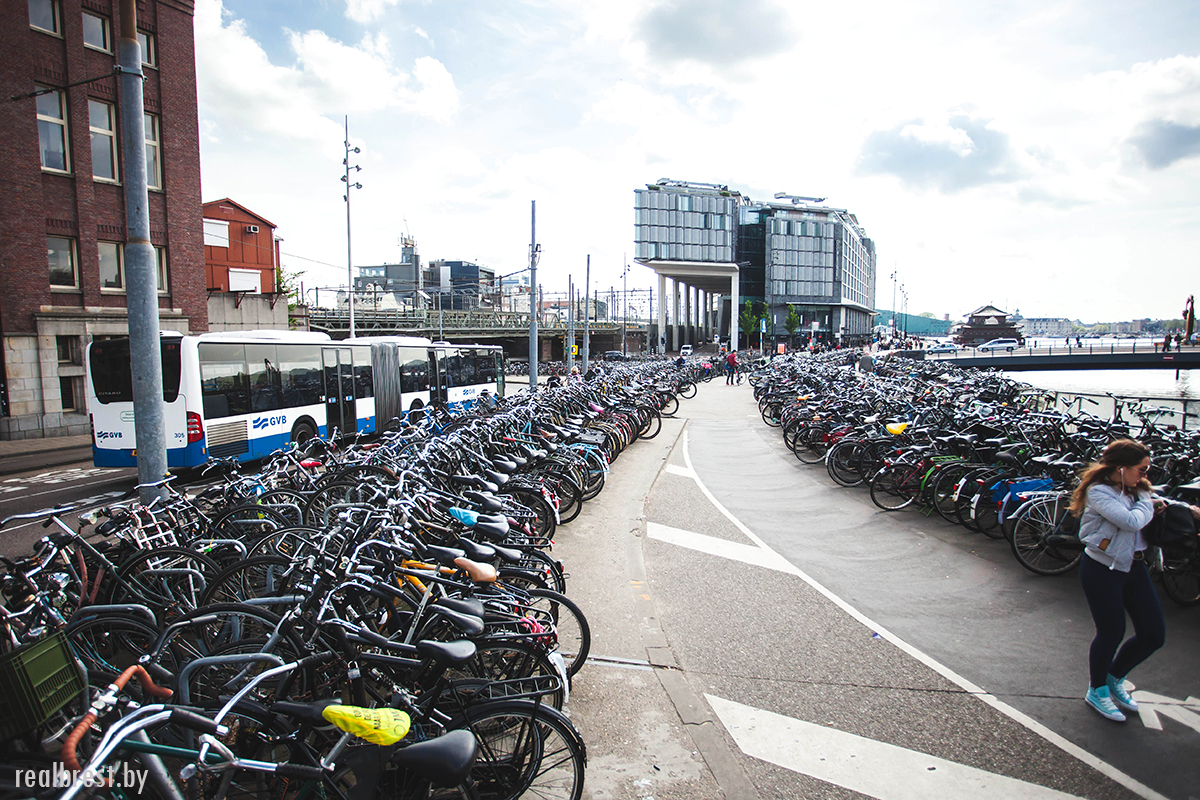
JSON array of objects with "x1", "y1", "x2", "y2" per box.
[{"x1": 342, "y1": 117, "x2": 362, "y2": 338}]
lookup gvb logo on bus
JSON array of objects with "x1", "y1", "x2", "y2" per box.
[
  {"x1": 95, "y1": 431, "x2": 122, "y2": 441},
  {"x1": 251, "y1": 415, "x2": 287, "y2": 430},
  {"x1": 16, "y1": 764, "x2": 148, "y2": 791}
]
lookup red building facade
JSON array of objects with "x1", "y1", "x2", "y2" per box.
[
  {"x1": 202, "y1": 199, "x2": 279, "y2": 294},
  {"x1": 0, "y1": 0, "x2": 205, "y2": 439}
]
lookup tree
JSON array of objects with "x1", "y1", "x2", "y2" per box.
[
  {"x1": 737, "y1": 301, "x2": 765, "y2": 350},
  {"x1": 784, "y1": 305, "x2": 801, "y2": 348},
  {"x1": 275, "y1": 263, "x2": 304, "y2": 310},
  {"x1": 919, "y1": 311, "x2": 935, "y2": 318}
]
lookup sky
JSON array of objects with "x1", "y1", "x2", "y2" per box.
[{"x1": 193, "y1": 0, "x2": 1200, "y2": 324}]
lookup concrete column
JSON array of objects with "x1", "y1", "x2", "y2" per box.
[
  {"x1": 718, "y1": 293, "x2": 726, "y2": 345},
  {"x1": 671, "y1": 279, "x2": 681, "y2": 352},
  {"x1": 657, "y1": 272, "x2": 667, "y2": 354},
  {"x1": 730, "y1": 271, "x2": 740, "y2": 351},
  {"x1": 684, "y1": 284, "x2": 692, "y2": 346}
]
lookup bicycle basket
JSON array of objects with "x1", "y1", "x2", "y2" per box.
[{"x1": 0, "y1": 630, "x2": 86, "y2": 739}]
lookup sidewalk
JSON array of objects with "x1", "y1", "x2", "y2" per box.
[{"x1": 0, "y1": 434, "x2": 93, "y2": 476}]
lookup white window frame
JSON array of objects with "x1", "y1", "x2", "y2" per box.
[
  {"x1": 144, "y1": 112, "x2": 161, "y2": 189},
  {"x1": 155, "y1": 245, "x2": 168, "y2": 293},
  {"x1": 203, "y1": 219, "x2": 229, "y2": 247},
  {"x1": 47, "y1": 236, "x2": 78, "y2": 288},
  {"x1": 88, "y1": 98, "x2": 118, "y2": 182},
  {"x1": 36, "y1": 87, "x2": 70, "y2": 173},
  {"x1": 81, "y1": 11, "x2": 110, "y2": 52},
  {"x1": 98, "y1": 240, "x2": 124, "y2": 291},
  {"x1": 229, "y1": 268, "x2": 262, "y2": 293},
  {"x1": 137, "y1": 30, "x2": 156, "y2": 67},
  {"x1": 29, "y1": 0, "x2": 60, "y2": 35}
]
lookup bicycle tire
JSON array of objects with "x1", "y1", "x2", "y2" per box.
[
  {"x1": 524, "y1": 588, "x2": 590, "y2": 679},
  {"x1": 1009, "y1": 498, "x2": 1082, "y2": 576},
  {"x1": 113, "y1": 546, "x2": 222, "y2": 620},
  {"x1": 1161, "y1": 547, "x2": 1200, "y2": 605},
  {"x1": 448, "y1": 700, "x2": 585, "y2": 800},
  {"x1": 870, "y1": 465, "x2": 918, "y2": 511}
]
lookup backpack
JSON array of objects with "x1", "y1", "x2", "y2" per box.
[{"x1": 1142, "y1": 503, "x2": 1198, "y2": 550}]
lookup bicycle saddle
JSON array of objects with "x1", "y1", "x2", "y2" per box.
[
  {"x1": 462, "y1": 490, "x2": 504, "y2": 514},
  {"x1": 389, "y1": 729, "x2": 478, "y2": 788},
  {"x1": 433, "y1": 595, "x2": 486, "y2": 619}
]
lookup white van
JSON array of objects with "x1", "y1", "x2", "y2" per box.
[{"x1": 680, "y1": 345, "x2": 693, "y2": 356}]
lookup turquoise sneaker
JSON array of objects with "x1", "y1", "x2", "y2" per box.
[
  {"x1": 1086, "y1": 685, "x2": 1126, "y2": 722},
  {"x1": 1107, "y1": 675, "x2": 1138, "y2": 712}
]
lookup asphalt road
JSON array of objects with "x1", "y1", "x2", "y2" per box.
[
  {"x1": 563, "y1": 380, "x2": 1197, "y2": 800},
  {"x1": 0, "y1": 459, "x2": 136, "y2": 556}
]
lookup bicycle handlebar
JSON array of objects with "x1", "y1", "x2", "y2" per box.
[{"x1": 62, "y1": 664, "x2": 174, "y2": 771}]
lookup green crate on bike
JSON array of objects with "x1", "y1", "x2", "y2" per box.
[{"x1": 0, "y1": 630, "x2": 86, "y2": 739}]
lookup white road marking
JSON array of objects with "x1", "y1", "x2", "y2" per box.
[
  {"x1": 1133, "y1": 691, "x2": 1200, "y2": 733},
  {"x1": 645, "y1": 431, "x2": 1170, "y2": 800},
  {"x1": 664, "y1": 463, "x2": 697, "y2": 479},
  {"x1": 706, "y1": 695, "x2": 1084, "y2": 800},
  {"x1": 647, "y1": 521, "x2": 797, "y2": 574}
]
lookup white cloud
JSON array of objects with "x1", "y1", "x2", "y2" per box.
[{"x1": 345, "y1": 0, "x2": 401, "y2": 24}]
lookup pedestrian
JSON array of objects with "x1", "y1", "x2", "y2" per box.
[
  {"x1": 1163, "y1": 333, "x2": 1171, "y2": 353},
  {"x1": 858, "y1": 349, "x2": 875, "y2": 374},
  {"x1": 1066, "y1": 337, "x2": 1071, "y2": 347},
  {"x1": 1175, "y1": 333, "x2": 1182, "y2": 352},
  {"x1": 1070, "y1": 439, "x2": 1198, "y2": 722},
  {"x1": 725, "y1": 349, "x2": 738, "y2": 384}
]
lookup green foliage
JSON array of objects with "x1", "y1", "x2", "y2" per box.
[
  {"x1": 275, "y1": 264, "x2": 304, "y2": 310},
  {"x1": 919, "y1": 311, "x2": 935, "y2": 318},
  {"x1": 784, "y1": 305, "x2": 801, "y2": 336}
]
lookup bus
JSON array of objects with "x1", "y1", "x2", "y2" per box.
[{"x1": 86, "y1": 331, "x2": 504, "y2": 468}]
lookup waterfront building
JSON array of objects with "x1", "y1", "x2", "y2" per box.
[
  {"x1": 1022, "y1": 317, "x2": 1074, "y2": 338},
  {"x1": 954, "y1": 305, "x2": 1024, "y2": 346},
  {"x1": 0, "y1": 0, "x2": 205, "y2": 439},
  {"x1": 633, "y1": 180, "x2": 876, "y2": 350}
]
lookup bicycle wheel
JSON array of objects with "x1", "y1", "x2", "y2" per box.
[
  {"x1": 826, "y1": 441, "x2": 865, "y2": 487},
  {"x1": 524, "y1": 588, "x2": 590, "y2": 679},
  {"x1": 931, "y1": 464, "x2": 971, "y2": 523},
  {"x1": 658, "y1": 393, "x2": 679, "y2": 418},
  {"x1": 199, "y1": 555, "x2": 298, "y2": 606},
  {"x1": 64, "y1": 613, "x2": 169, "y2": 684},
  {"x1": 1009, "y1": 498, "x2": 1082, "y2": 576},
  {"x1": 210, "y1": 503, "x2": 291, "y2": 543},
  {"x1": 253, "y1": 489, "x2": 309, "y2": 527},
  {"x1": 1161, "y1": 547, "x2": 1200, "y2": 605},
  {"x1": 450, "y1": 700, "x2": 585, "y2": 800},
  {"x1": 679, "y1": 381, "x2": 697, "y2": 399},
  {"x1": 113, "y1": 546, "x2": 221, "y2": 620},
  {"x1": 970, "y1": 493, "x2": 1005, "y2": 539},
  {"x1": 638, "y1": 409, "x2": 662, "y2": 440},
  {"x1": 870, "y1": 465, "x2": 918, "y2": 511},
  {"x1": 793, "y1": 427, "x2": 828, "y2": 465}
]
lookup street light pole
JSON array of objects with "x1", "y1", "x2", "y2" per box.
[
  {"x1": 622, "y1": 259, "x2": 629, "y2": 357},
  {"x1": 342, "y1": 117, "x2": 362, "y2": 339},
  {"x1": 528, "y1": 201, "x2": 539, "y2": 393}
]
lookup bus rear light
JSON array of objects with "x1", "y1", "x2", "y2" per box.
[{"x1": 187, "y1": 412, "x2": 203, "y2": 444}]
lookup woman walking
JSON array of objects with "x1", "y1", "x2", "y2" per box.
[{"x1": 1071, "y1": 439, "x2": 1166, "y2": 721}]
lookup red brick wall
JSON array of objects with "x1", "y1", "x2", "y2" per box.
[{"x1": 0, "y1": 0, "x2": 205, "y2": 335}]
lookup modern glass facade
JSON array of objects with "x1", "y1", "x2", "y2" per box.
[{"x1": 633, "y1": 187, "x2": 737, "y2": 263}]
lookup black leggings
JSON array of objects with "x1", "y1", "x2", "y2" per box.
[{"x1": 1079, "y1": 554, "x2": 1165, "y2": 688}]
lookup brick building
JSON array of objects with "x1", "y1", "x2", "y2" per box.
[{"x1": 0, "y1": 0, "x2": 205, "y2": 439}]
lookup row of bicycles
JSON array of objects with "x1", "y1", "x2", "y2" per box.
[
  {"x1": 0, "y1": 361, "x2": 700, "y2": 800},
  {"x1": 749, "y1": 352, "x2": 1200, "y2": 603}
]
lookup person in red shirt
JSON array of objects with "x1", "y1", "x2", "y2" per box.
[{"x1": 725, "y1": 350, "x2": 738, "y2": 385}]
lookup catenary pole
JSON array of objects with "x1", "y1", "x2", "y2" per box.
[
  {"x1": 582, "y1": 256, "x2": 590, "y2": 371},
  {"x1": 118, "y1": 0, "x2": 166, "y2": 502},
  {"x1": 528, "y1": 203, "x2": 538, "y2": 391}
]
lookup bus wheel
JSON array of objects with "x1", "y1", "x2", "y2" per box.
[{"x1": 290, "y1": 420, "x2": 317, "y2": 446}]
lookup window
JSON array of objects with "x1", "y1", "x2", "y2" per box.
[
  {"x1": 36, "y1": 89, "x2": 69, "y2": 172},
  {"x1": 154, "y1": 246, "x2": 168, "y2": 292},
  {"x1": 98, "y1": 241, "x2": 123, "y2": 289},
  {"x1": 278, "y1": 345, "x2": 322, "y2": 407},
  {"x1": 89, "y1": 338, "x2": 181, "y2": 404},
  {"x1": 47, "y1": 236, "x2": 76, "y2": 287},
  {"x1": 89, "y1": 99, "x2": 117, "y2": 181},
  {"x1": 137, "y1": 31, "x2": 156, "y2": 67},
  {"x1": 144, "y1": 113, "x2": 161, "y2": 189},
  {"x1": 59, "y1": 376, "x2": 76, "y2": 412},
  {"x1": 199, "y1": 343, "x2": 250, "y2": 419},
  {"x1": 82, "y1": 11, "x2": 109, "y2": 51},
  {"x1": 203, "y1": 219, "x2": 229, "y2": 247},
  {"x1": 56, "y1": 335, "x2": 78, "y2": 364},
  {"x1": 246, "y1": 344, "x2": 282, "y2": 412},
  {"x1": 29, "y1": 0, "x2": 59, "y2": 33},
  {"x1": 353, "y1": 347, "x2": 373, "y2": 399}
]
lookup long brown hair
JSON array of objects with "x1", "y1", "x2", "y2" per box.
[{"x1": 1068, "y1": 438, "x2": 1151, "y2": 516}]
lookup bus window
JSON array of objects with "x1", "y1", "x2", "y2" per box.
[
  {"x1": 246, "y1": 344, "x2": 281, "y2": 412},
  {"x1": 89, "y1": 337, "x2": 181, "y2": 403},
  {"x1": 279, "y1": 344, "x2": 322, "y2": 407},
  {"x1": 476, "y1": 351, "x2": 496, "y2": 383},
  {"x1": 448, "y1": 352, "x2": 477, "y2": 387},
  {"x1": 354, "y1": 346, "x2": 373, "y2": 399},
  {"x1": 199, "y1": 343, "x2": 249, "y2": 419},
  {"x1": 400, "y1": 349, "x2": 428, "y2": 393}
]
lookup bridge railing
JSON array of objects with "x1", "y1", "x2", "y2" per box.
[
  {"x1": 307, "y1": 308, "x2": 642, "y2": 334},
  {"x1": 927, "y1": 340, "x2": 1175, "y2": 359}
]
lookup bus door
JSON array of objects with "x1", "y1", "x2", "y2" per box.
[
  {"x1": 323, "y1": 347, "x2": 355, "y2": 437},
  {"x1": 429, "y1": 349, "x2": 450, "y2": 405}
]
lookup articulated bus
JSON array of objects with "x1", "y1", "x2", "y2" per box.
[{"x1": 86, "y1": 331, "x2": 504, "y2": 468}]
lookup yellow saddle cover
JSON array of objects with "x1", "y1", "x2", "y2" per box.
[
  {"x1": 322, "y1": 705, "x2": 411, "y2": 745},
  {"x1": 885, "y1": 422, "x2": 909, "y2": 435}
]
